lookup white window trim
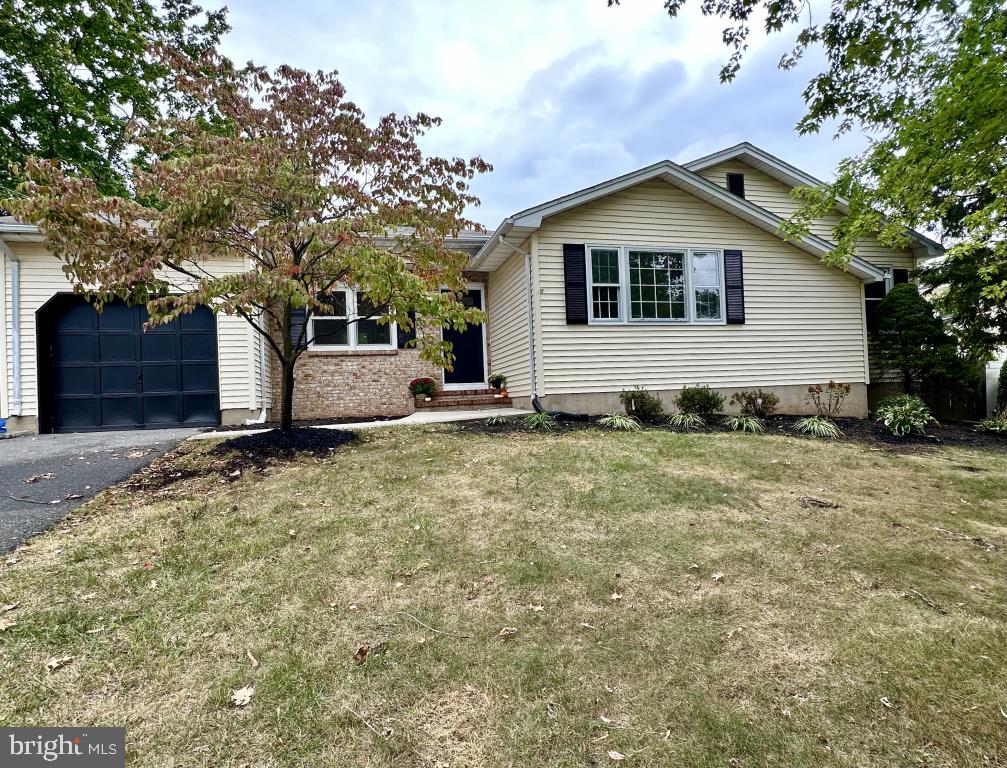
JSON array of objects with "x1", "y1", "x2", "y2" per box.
[
  {"x1": 585, "y1": 244, "x2": 727, "y2": 326},
  {"x1": 308, "y1": 289, "x2": 398, "y2": 351}
]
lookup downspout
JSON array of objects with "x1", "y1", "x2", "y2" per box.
[
  {"x1": 0, "y1": 238, "x2": 20, "y2": 416},
  {"x1": 498, "y1": 237, "x2": 538, "y2": 400}
]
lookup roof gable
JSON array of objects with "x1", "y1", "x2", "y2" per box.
[
  {"x1": 474, "y1": 159, "x2": 884, "y2": 281},
  {"x1": 684, "y1": 143, "x2": 942, "y2": 255}
]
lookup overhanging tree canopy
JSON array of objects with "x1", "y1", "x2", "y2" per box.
[{"x1": 5, "y1": 56, "x2": 491, "y2": 430}]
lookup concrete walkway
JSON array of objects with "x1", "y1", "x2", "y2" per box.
[{"x1": 187, "y1": 407, "x2": 534, "y2": 441}]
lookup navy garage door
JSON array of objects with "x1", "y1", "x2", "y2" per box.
[{"x1": 39, "y1": 296, "x2": 220, "y2": 432}]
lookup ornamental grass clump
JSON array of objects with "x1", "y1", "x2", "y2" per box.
[
  {"x1": 797, "y1": 381, "x2": 850, "y2": 438},
  {"x1": 523, "y1": 411, "x2": 558, "y2": 431},
  {"x1": 598, "y1": 413, "x2": 643, "y2": 431},
  {"x1": 725, "y1": 414, "x2": 766, "y2": 434}
]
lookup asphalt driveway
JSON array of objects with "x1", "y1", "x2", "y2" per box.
[{"x1": 0, "y1": 428, "x2": 198, "y2": 551}]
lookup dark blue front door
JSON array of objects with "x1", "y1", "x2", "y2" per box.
[
  {"x1": 40, "y1": 296, "x2": 220, "y2": 432},
  {"x1": 443, "y1": 287, "x2": 486, "y2": 386}
]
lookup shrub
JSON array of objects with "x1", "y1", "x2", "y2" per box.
[
  {"x1": 488, "y1": 373, "x2": 507, "y2": 389},
  {"x1": 729, "y1": 389, "x2": 779, "y2": 418},
  {"x1": 619, "y1": 387, "x2": 665, "y2": 423},
  {"x1": 874, "y1": 394, "x2": 936, "y2": 436},
  {"x1": 523, "y1": 411, "x2": 558, "y2": 431},
  {"x1": 725, "y1": 414, "x2": 766, "y2": 434},
  {"x1": 977, "y1": 408, "x2": 1007, "y2": 435},
  {"x1": 409, "y1": 377, "x2": 437, "y2": 396},
  {"x1": 806, "y1": 380, "x2": 851, "y2": 418},
  {"x1": 675, "y1": 385, "x2": 725, "y2": 416},
  {"x1": 668, "y1": 412, "x2": 706, "y2": 430},
  {"x1": 795, "y1": 416, "x2": 842, "y2": 439},
  {"x1": 598, "y1": 413, "x2": 642, "y2": 431}
]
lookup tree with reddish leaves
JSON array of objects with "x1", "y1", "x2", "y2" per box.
[{"x1": 6, "y1": 56, "x2": 491, "y2": 431}]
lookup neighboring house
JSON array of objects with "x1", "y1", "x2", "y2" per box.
[{"x1": 1, "y1": 143, "x2": 943, "y2": 433}]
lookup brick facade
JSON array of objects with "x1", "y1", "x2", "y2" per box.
[
  {"x1": 271, "y1": 273, "x2": 492, "y2": 420},
  {"x1": 271, "y1": 347, "x2": 442, "y2": 420}
]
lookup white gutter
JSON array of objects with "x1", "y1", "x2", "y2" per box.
[
  {"x1": 497, "y1": 236, "x2": 537, "y2": 399},
  {"x1": 0, "y1": 237, "x2": 21, "y2": 415}
]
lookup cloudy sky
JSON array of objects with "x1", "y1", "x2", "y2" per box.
[{"x1": 219, "y1": 0, "x2": 867, "y2": 226}]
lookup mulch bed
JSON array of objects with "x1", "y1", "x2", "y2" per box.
[
  {"x1": 211, "y1": 416, "x2": 396, "y2": 433},
  {"x1": 452, "y1": 412, "x2": 1006, "y2": 453},
  {"x1": 214, "y1": 426, "x2": 356, "y2": 461}
]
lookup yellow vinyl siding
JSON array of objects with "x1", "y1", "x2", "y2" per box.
[
  {"x1": 486, "y1": 246, "x2": 531, "y2": 397},
  {"x1": 698, "y1": 161, "x2": 916, "y2": 271},
  {"x1": 535, "y1": 178, "x2": 869, "y2": 394},
  {"x1": 3, "y1": 241, "x2": 256, "y2": 419}
]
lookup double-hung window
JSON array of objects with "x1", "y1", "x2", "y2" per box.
[
  {"x1": 587, "y1": 246, "x2": 725, "y2": 324},
  {"x1": 308, "y1": 290, "x2": 396, "y2": 349}
]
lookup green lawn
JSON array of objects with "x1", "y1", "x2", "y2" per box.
[{"x1": 1, "y1": 426, "x2": 1005, "y2": 767}]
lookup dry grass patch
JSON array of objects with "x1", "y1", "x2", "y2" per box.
[{"x1": 0, "y1": 426, "x2": 1004, "y2": 767}]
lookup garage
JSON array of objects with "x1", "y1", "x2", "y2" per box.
[{"x1": 37, "y1": 295, "x2": 220, "y2": 432}]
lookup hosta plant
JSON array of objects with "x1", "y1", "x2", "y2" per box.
[
  {"x1": 874, "y1": 395, "x2": 936, "y2": 436},
  {"x1": 795, "y1": 416, "x2": 842, "y2": 439},
  {"x1": 598, "y1": 413, "x2": 643, "y2": 431},
  {"x1": 976, "y1": 409, "x2": 1007, "y2": 435},
  {"x1": 726, "y1": 414, "x2": 766, "y2": 434}
]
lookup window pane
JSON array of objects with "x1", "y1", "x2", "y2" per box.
[
  {"x1": 694, "y1": 288, "x2": 722, "y2": 320},
  {"x1": 591, "y1": 248, "x2": 620, "y2": 284},
  {"x1": 628, "y1": 250, "x2": 685, "y2": 320},
  {"x1": 312, "y1": 318, "x2": 348, "y2": 345},
  {"x1": 319, "y1": 291, "x2": 348, "y2": 316},
  {"x1": 691, "y1": 252, "x2": 719, "y2": 286},
  {"x1": 357, "y1": 318, "x2": 391, "y2": 346},
  {"x1": 592, "y1": 286, "x2": 620, "y2": 319}
]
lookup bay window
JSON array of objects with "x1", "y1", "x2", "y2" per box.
[
  {"x1": 308, "y1": 290, "x2": 396, "y2": 349},
  {"x1": 586, "y1": 245, "x2": 725, "y2": 324}
]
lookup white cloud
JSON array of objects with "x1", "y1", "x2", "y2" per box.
[{"x1": 219, "y1": 0, "x2": 868, "y2": 225}]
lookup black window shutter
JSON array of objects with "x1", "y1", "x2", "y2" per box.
[
  {"x1": 563, "y1": 243, "x2": 589, "y2": 324},
  {"x1": 723, "y1": 250, "x2": 745, "y2": 324},
  {"x1": 397, "y1": 311, "x2": 417, "y2": 349},
  {"x1": 726, "y1": 173, "x2": 745, "y2": 198},
  {"x1": 289, "y1": 308, "x2": 308, "y2": 349},
  {"x1": 892, "y1": 268, "x2": 909, "y2": 285}
]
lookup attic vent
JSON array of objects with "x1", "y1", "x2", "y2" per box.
[{"x1": 726, "y1": 172, "x2": 745, "y2": 198}]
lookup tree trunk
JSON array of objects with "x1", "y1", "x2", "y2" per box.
[
  {"x1": 279, "y1": 301, "x2": 295, "y2": 432},
  {"x1": 280, "y1": 362, "x2": 295, "y2": 432}
]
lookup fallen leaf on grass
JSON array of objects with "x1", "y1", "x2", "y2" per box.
[
  {"x1": 498, "y1": 627, "x2": 518, "y2": 640},
  {"x1": 45, "y1": 655, "x2": 73, "y2": 673},
  {"x1": 0, "y1": 617, "x2": 16, "y2": 631},
  {"x1": 579, "y1": 622, "x2": 596, "y2": 630},
  {"x1": 1, "y1": 603, "x2": 17, "y2": 613},
  {"x1": 609, "y1": 591, "x2": 622, "y2": 601},
  {"x1": 527, "y1": 604, "x2": 545, "y2": 613},
  {"x1": 246, "y1": 650, "x2": 259, "y2": 669},
  {"x1": 607, "y1": 750, "x2": 626, "y2": 761},
  {"x1": 353, "y1": 644, "x2": 371, "y2": 665},
  {"x1": 230, "y1": 685, "x2": 254, "y2": 707},
  {"x1": 712, "y1": 573, "x2": 725, "y2": 582},
  {"x1": 880, "y1": 696, "x2": 893, "y2": 709}
]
